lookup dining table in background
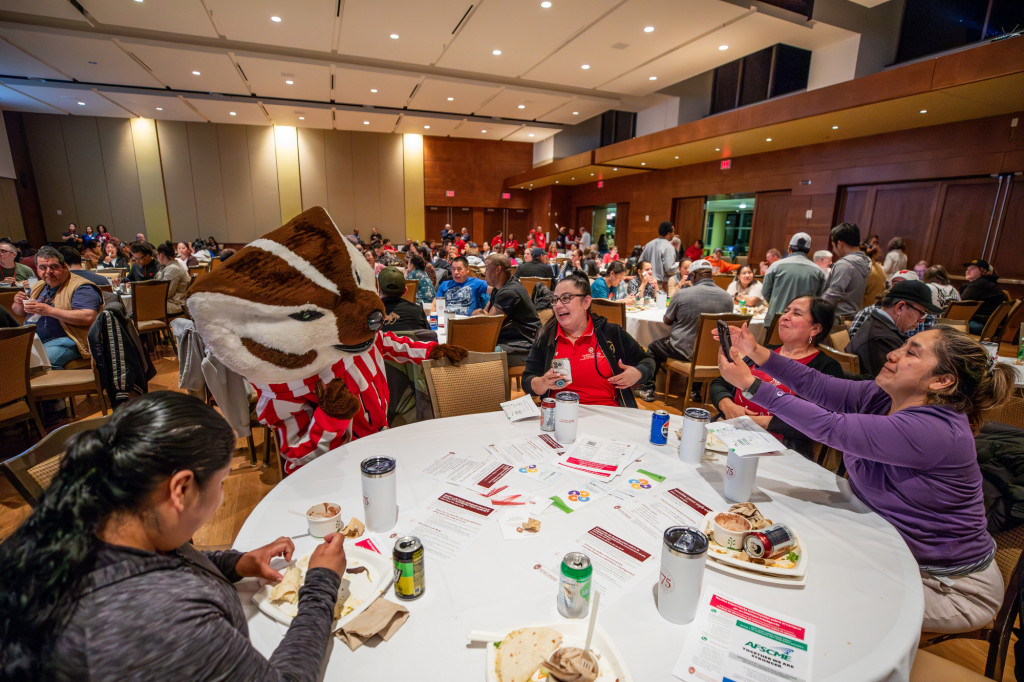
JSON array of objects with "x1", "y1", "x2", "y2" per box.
[{"x1": 233, "y1": 405, "x2": 923, "y2": 681}]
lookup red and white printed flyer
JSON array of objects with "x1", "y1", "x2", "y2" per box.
[
  {"x1": 555, "y1": 434, "x2": 637, "y2": 480},
  {"x1": 402, "y1": 492, "x2": 495, "y2": 564},
  {"x1": 673, "y1": 591, "x2": 814, "y2": 682}
]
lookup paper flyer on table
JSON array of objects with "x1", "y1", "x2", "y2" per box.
[
  {"x1": 548, "y1": 483, "x2": 605, "y2": 513},
  {"x1": 486, "y1": 434, "x2": 565, "y2": 467},
  {"x1": 421, "y1": 451, "x2": 511, "y2": 489},
  {"x1": 673, "y1": 591, "x2": 815, "y2": 682},
  {"x1": 534, "y1": 525, "x2": 656, "y2": 603},
  {"x1": 591, "y1": 467, "x2": 667, "y2": 501},
  {"x1": 555, "y1": 434, "x2": 638, "y2": 480},
  {"x1": 499, "y1": 394, "x2": 542, "y2": 422},
  {"x1": 401, "y1": 492, "x2": 495, "y2": 564},
  {"x1": 610, "y1": 488, "x2": 714, "y2": 544},
  {"x1": 513, "y1": 462, "x2": 565, "y2": 486},
  {"x1": 705, "y1": 416, "x2": 787, "y2": 457}
]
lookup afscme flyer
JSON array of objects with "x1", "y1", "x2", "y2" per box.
[{"x1": 673, "y1": 592, "x2": 814, "y2": 682}]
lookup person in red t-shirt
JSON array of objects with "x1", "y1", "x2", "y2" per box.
[
  {"x1": 531, "y1": 229, "x2": 546, "y2": 250},
  {"x1": 506, "y1": 233, "x2": 518, "y2": 255},
  {"x1": 523, "y1": 274, "x2": 655, "y2": 408},
  {"x1": 491, "y1": 232, "x2": 504, "y2": 251}
]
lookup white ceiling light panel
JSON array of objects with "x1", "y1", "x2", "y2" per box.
[
  {"x1": 184, "y1": 98, "x2": 269, "y2": 125},
  {"x1": 335, "y1": 0, "x2": 470, "y2": 64},
  {"x1": 233, "y1": 55, "x2": 330, "y2": 101},
  {"x1": 503, "y1": 125, "x2": 560, "y2": 143},
  {"x1": 408, "y1": 77, "x2": 502, "y2": 115},
  {"x1": 101, "y1": 92, "x2": 205, "y2": 121},
  {"x1": 332, "y1": 66, "x2": 422, "y2": 108},
  {"x1": 263, "y1": 104, "x2": 333, "y2": 129},
  {"x1": 0, "y1": 39, "x2": 68, "y2": 80},
  {"x1": 0, "y1": 0, "x2": 88, "y2": 22},
  {"x1": 474, "y1": 87, "x2": 572, "y2": 119},
  {"x1": 206, "y1": 0, "x2": 337, "y2": 53},
  {"x1": 332, "y1": 109, "x2": 400, "y2": 133},
  {"x1": 120, "y1": 42, "x2": 249, "y2": 95},
  {"x1": 450, "y1": 120, "x2": 520, "y2": 140},
  {"x1": 0, "y1": 84, "x2": 64, "y2": 114},
  {"x1": 541, "y1": 96, "x2": 617, "y2": 124},
  {"x1": 393, "y1": 115, "x2": 461, "y2": 136},
  {"x1": 4, "y1": 84, "x2": 131, "y2": 117},
  {"x1": 77, "y1": 0, "x2": 219, "y2": 38}
]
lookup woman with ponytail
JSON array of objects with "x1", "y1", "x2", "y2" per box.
[
  {"x1": 716, "y1": 324, "x2": 1013, "y2": 635},
  {"x1": 0, "y1": 391, "x2": 347, "y2": 680}
]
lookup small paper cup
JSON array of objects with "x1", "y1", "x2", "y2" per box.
[
  {"x1": 305, "y1": 502, "x2": 342, "y2": 538},
  {"x1": 712, "y1": 512, "x2": 751, "y2": 550}
]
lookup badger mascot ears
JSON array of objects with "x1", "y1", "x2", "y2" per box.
[
  {"x1": 187, "y1": 206, "x2": 383, "y2": 385},
  {"x1": 187, "y1": 206, "x2": 466, "y2": 475}
]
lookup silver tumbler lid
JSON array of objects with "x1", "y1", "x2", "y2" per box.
[
  {"x1": 361, "y1": 456, "x2": 396, "y2": 477},
  {"x1": 664, "y1": 526, "x2": 708, "y2": 556},
  {"x1": 555, "y1": 391, "x2": 580, "y2": 403}
]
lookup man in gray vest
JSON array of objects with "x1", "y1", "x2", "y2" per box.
[{"x1": 761, "y1": 232, "x2": 825, "y2": 323}]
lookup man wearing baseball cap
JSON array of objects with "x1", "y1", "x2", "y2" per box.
[
  {"x1": 378, "y1": 266, "x2": 430, "y2": 333},
  {"x1": 761, "y1": 232, "x2": 826, "y2": 323},
  {"x1": 846, "y1": 279, "x2": 942, "y2": 378},
  {"x1": 516, "y1": 246, "x2": 556, "y2": 285},
  {"x1": 649, "y1": 258, "x2": 733, "y2": 372},
  {"x1": 961, "y1": 259, "x2": 1006, "y2": 335}
]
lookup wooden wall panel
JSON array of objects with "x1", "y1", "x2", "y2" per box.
[
  {"x1": 324, "y1": 130, "x2": 356, "y2": 231},
  {"x1": 246, "y1": 126, "x2": 281, "y2": 237},
  {"x1": 423, "y1": 137, "x2": 532, "y2": 208},
  {"x1": 672, "y1": 196, "x2": 706, "y2": 255},
  {"x1": 990, "y1": 179, "x2": 1024, "y2": 281},
  {"x1": 23, "y1": 115, "x2": 77, "y2": 239},
  {"x1": 60, "y1": 117, "x2": 114, "y2": 232},
  {"x1": 216, "y1": 124, "x2": 255, "y2": 245},
  {"x1": 186, "y1": 122, "x2": 227, "y2": 243},
  {"x1": 297, "y1": 127, "x2": 328, "y2": 211},
  {"x1": 868, "y1": 182, "x2": 941, "y2": 265},
  {"x1": 95, "y1": 118, "x2": 144, "y2": 237},
  {"x1": 0, "y1": 177, "x2": 25, "y2": 241},
  {"x1": 749, "y1": 190, "x2": 792, "y2": 263},
  {"x1": 157, "y1": 120, "x2": 199, "y2": 240}
]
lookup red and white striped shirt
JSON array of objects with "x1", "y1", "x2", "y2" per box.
[{"x1": 253, "y1": 331, "x2": 436, "y2": 474}]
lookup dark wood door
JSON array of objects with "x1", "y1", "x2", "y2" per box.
[
  {"x1": 615, "y1": 203, "x2": 630, "y2": 254},
  {"x1": 507, "y1": 208, "x2": 529, "y2": 248},
  {"x1": 868, "y1": 182, "x2": 942, "y2": 266},
  {"x1": 989, "y1": 176, "x2": 1024, "y2": 282},
  {"x1": 672, "y1": 196, "x2": 705, "y2": 255},
  {"x1": 749, "y1": 190, "x2": 791, "y2": 264},
  {"x1": 930, "y1": 178, "x2": 1002, "y2": 273}
]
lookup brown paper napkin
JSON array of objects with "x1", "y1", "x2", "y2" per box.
[{"x1": 336, "y1": 597, "x2": 409, "y2": 651}]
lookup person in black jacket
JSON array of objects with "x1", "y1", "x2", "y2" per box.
[
  {"x1": 710, "y1": 296, "x2": 843, "y2": 458},
  {"x1": 523, "y1": 273, "x2": 655, "y2": 408},
  {"x1": 378, "y1": 267, "x2": 429, "y2": 333},
  {"x1": 847, "y1": 281, "x2": 943, "y2": 378},
  {"x1": 961, "y1": 258, "x2": 1007, "y2": 335}
]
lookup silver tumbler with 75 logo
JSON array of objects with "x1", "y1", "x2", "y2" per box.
[{"x1": 657, "y1": 526, "x2": 708, "y2": 624}]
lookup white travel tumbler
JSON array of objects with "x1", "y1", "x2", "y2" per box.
[
  {"x1": 553, "y1": 391, "x2": 580, "y2": 444},
  {"x1": 361, "y1": 456, "x2": 397, "y2": 532},
  {"x1": 435, "y1": 298, "x2": 446, "y2": 327},
  {"x1": 657, "y1": 526, "x2": 708, "y2": 624},
  {"x1": 723, "y1": 450, "x2": 759, "y2": 502},
  {"x1": 679, "y1": 407, "x2": 710, "y2": 464}
]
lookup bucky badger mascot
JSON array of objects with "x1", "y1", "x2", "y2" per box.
[{"x1": 187, "y1": 207, "x2": 466, "y2": 474}]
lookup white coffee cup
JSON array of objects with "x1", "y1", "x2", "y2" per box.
[
  {"x1": 723, "y1": 451, "x2": 759, "y2": 503},
  {"x1": 305, "y1": 502, "x2": 342, "y2": 538}
]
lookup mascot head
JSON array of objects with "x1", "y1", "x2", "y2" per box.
[{"x1": 186, "y1": 206, "x2": 384, "y2": 384}]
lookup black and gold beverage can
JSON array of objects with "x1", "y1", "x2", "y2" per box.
[{"x1": 393, "y1": 535, "x2": 425, "y2": 600}]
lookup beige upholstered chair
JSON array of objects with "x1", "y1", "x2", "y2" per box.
[
  {"x1": 942, "y1": 300, "x2": 982, "y2": 321},
  {"x1": 0, "y1": 326, "x2": 45, "y2": 438},
  {"x1": 828, "y1": 328, "x2": 851, "y2": 352},
  {"x1": 818, "y1": 344, "x2": 861, "y2": 377},
  {"x1": 446, "y1": 315, "x2": 503, "y2": 353},
  {"x1": 661, "y1": 312, "x2": 751, "y2": 407},
  {"x1": 973, "y1": 300, "x2": 1015, "y2": 342},
  {"x1": 131, "y1": 280, "x2": 176, "y2": 353},
  {"x1": 590, "y1": 298, "x2": 627, "y2": 327},
  {"x1": 520, "y1": 277, "x2": 551, "y2": 298},
  {"x1": 422, "y1": 351, "x2": 509, "y2": 418},
  {"x1": 403, "y1": 280, "x2": 419, "y2": 303},
  {"x1": 0, "y1": 289, "x2": 25, "y2": 325}
]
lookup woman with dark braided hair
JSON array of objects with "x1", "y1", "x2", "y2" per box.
[
  {"x1": 716, "y1": 324, "x2": 1013, "y2": 635},
  {"x1": 0, "y1": 392, "x2": 347, "y2": 680}
]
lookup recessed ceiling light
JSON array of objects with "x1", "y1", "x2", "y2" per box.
[
  {"x1": 155, "y1": 107, "x2": 163, "y2": 111},
  {"x1": 298, "y1": 116, "x2": 304, "y2": 120},
  {"x1": 518, "y1": 104, "x2": 526, "y2": 109},
  {"x1": 581, "y1": 64, "x2": 590, "y2": 70},
  {"x1": 919, "y1": 109, "x2": 927, "y2": 114},
  {"x1": 649, "y1": 76, "x2": 657, "y2": 81},
  {"x1": 481, "y1": 129, "x2": 487, "y2": 133},
  {"x1": 529, "y1": 184, "x2": 533, "y2": 187},
  {"x1": 571, "y1": 177, "x2": 574, "y2": 180},
  {"x1": 285, "y1": 80, "x2": 294, "y2": 85},
  {"x1": 590, "y1": 173, "x2": 594, "y2": 176},
  {"x1": 674, "y1": 155, "x2": 679, "y2": 159},
  {"x1": 270, "y1": 15, "x2": 281, "y2": 22},
  {"x1": 492, "y1": 49, "x2": 502, "y2": 56},
  {"x1": 541, "y1": 1, "x2": 552, "y2": 7},
  {"x1": 831, "y1": 125, "x2": 839, "y2": 129},
  {"x1": 447, "y1": 97, "x2": 454, "y2": 101},
  {"x1": 613, "y1": 168, "x2": 618, "y2": 171},
  {"x1": 714, "y1": 147, "x2": 720, "y2": 151},
  {"x1": 390, "y1": 33, "x2": 399, "y2": 39},
  {"x1": 76, "y1": 101, "x2": 86, "y2": 106},
  {"x1": 765, "y1": 137, "x2": 772, "y2": 142},
  {"x1": 133, "y1": 0, "x2": 142, "y2": 3},
  {"x1": 424, "y1": 125, "x2": 430, "y2": 129},
  {"x1": 641, "y1": 162, "x2": 646, "y2": 166},
  {"x1": 528, "y1": 133, "x2": 534, "y2": 137},
  {"x1": 718, "y1": 45, "x2": 728, "y2": 51},
  {"x1": 192, "y1": 70, "x2": 201, "y2": 75},
  {"x1": 739, "y1": 203, "x2": 747, "y2": 209},
  {"x1": 370, "y1": 88, "x2": 378, "y2": 93},
  {"x1": 363, "y1": 120, "x2": 370, "y2": 125},
  {"x1": 644, "y1": 26, "x2": 654, "y2": 33},
  {"x1": 229, "y1": 111, "x2": 236, "y2": 116}
]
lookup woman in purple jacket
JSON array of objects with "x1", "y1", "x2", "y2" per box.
[{"x1": 717, "y1": 324, "x2": 1013, "y2": 634}]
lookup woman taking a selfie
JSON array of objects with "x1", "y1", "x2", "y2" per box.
[
  {"x1": 716, "y1": 324, "x2": 1012, "y2": 634},
  {"x1": 0, "y1": 392, "x2": 347, "y2": 680}
]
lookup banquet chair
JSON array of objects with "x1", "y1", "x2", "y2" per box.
[
  {"x1": 0, "y1": 289, "x2": 25, "y2": 325},
  {"x1": 712, "y1": 274, "x2": 733, "y2": 290},
  {"x1": 30, "y1": 359, "x2": 109, "y2": 420},
  {"x1": 818, "y1": 344, "x2": 861, "y2": 377},
  {"x1": 2, "y1": 415, "x2": 110, "y2": 506},
  {"x1": 446, "y1": 315, "x2": 502, "y2": 353},
  {"x1": 209, "y1": 257, "x2": 223, "y2": 271},
  {"x1": 0, "y1": 326, "x2": 45, "y2": 439},
  {"x1": 188, "y1": 264, "x2": 208, "y2": 279},
  {"x1": 763, "y1": 313, "x2": 782, "y2": 346},
  {"x1": 985, "y1": 397, "x2": 1024, "y2": 431},
  {"x1": 403, "y1": 280, "x2": 419, "y2": 303},
  {"x1": 520, "y1": 277, "x2": 550, "y2": 298},
  {"x1": 909, "y1": 650, "x2": 993, "y2": 682},
  {"x1": 131, "y1": 280, "x2": 177, "y2": 354},
  {"x1": 999, "y1": 300, "x2": 1024, "y2": 344},
  {"x1": 829, "y1": 328, "x2": 851, "y2": 353},
  {"x1": 394, "y1": 251, "x2": 407, "y2": 265},
  {"x1": 935, "y1": 318, "x2": 969, "y2": 332},
  {"x1": 591, "y1": 298, "x2": 627, "y2": 327},
  {"x1": 537, "y1": 308, "x2": 554, "y2": 328},
  {"x1": 661, "y1": 313, "x2": 751, "y2": 408},
  {"x1": 973, "y1": 300, "x2": 1016, "y2": 343},
  {"x1": 943, "y1": 300, "x2": 983, "y2": 321},
  {"x1": 96, "y1": 268, "x2": 125, "y2": 281},
  {"x1": 422, "y1": 351, "x2": 509, "y2": 419}
]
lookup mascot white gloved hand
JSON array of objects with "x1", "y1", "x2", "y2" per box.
[{"x1": 187, "y1": 206, "x2": 467, "y2": 474}]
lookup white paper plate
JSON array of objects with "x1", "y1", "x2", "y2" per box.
[
  {"x1": 484, "y1": 622, "x2": 632, "y2": 682},
  {"x1": 701, "y1": 512, "x2": 808, "y2": 587},
  {"x1": 252, "y1": 546, "x2": 394, "y2": 632}
]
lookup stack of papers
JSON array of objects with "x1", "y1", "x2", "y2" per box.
[
  {"x1": 705, "y1": 416, "x2": 787, "y2": 457},
  {"x1": 555, "y1": 434, "x2": 638, "y2": 480}
]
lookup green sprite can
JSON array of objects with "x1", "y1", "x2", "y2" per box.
[
  {"x1": 393, "y1": 536, "x2": 425, "y2": 600},
  {"x1": 557, "y1": 552, "x2": 592, "y2": 618}
]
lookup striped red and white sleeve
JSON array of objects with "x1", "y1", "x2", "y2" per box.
[
  {"x1": 378, "y1": 331, "x2": 437, "y2": 364},
  {"x1": 253, "y1": 383, "x2": 353, "y2": 475}
]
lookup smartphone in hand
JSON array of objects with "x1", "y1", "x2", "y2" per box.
[{"x1": 717, "y1": 320, "x2": 734, "y2": 363}]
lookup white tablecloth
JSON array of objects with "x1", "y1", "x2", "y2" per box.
[
  {"x1": 998, "y1": 356, "x2": 1024, "y2": 387},
  {"x1": 625, "y1": 308, "x2": 767, "y2": 349},
  {"x1": 234, "y1": 406, "x2": 922, "y2": 682}
]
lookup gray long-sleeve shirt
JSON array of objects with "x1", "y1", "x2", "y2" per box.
[
  {"x1": 640, "y1": 237, "x2": 677, "y2": 282},
  {"x1": 822, "y1": 250, "x2": 872, "y2": 316},
  {"x1": 52, "y1": 542, "x2": 340, "y2": 681}
]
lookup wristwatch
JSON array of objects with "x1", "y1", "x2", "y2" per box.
[{"x1": 741, "y1": 378, "x2": 762, "y2": 401}]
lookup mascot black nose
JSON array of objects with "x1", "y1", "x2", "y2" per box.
[{"x1": 367, "y1": 310, "x2": 383, "y2": 331}]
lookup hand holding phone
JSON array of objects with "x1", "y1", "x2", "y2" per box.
[{"x1": 717, "y1": 320, "x2": 734, "y2": 363}]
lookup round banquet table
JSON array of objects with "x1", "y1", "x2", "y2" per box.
[
  {"x1": 997, "y1": 355, "x2": 1024, "y2": 388},
  {"x1": 234, "y1": 406, "x2": 922, "y2": 681},
  {"x1": 625, "y1": 306, "x2": 766, "y2": 349}
]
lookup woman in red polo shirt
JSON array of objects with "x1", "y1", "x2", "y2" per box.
[{"x1": 523, "y1": 274, "x2": 655, "y2": 407}]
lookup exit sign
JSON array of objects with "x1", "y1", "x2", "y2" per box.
[
  {"x1": 597, "y1": 180, "x2": 604, "y2": 188},
  {"x1": 501, "y1": 192, "x2": 511, "y2": 199},
  {"x1": 446, "y1": 190, "x2": 455, "y2": 197},
  {"x1": 720, "y1": 159, "x2": 732, "y2": 170}
]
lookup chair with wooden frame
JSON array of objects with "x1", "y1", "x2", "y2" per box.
[
  {"x1": 96, "y1": 268, "x2": 126, "y2": 280},
  {"x1": 445, "y1": 315, "x2": 503, "y2": 353},
  {"x1": 973, "y1": 299, "x2": 1016, "y2": 343},
  {"x1": 985, "y1": 396, "x2": 1024, "y2": 430},
  {"x1": 0, "y1": 289, "x2": 25, "y2": 324},
  {"x1": 763, "y1": 313, "x2": 782, "y2": 346},
  {"x1": 998, "y1": 300, "x2": 1024, "y2": 344},
  {"x1": 188, "y1": 264, "x2": 208, "y2": 279},
  {"x1": 942, "y1": 300, "x2": 983, "y2": 321},
  {"x1": 537, "y1": 308, "x2": 554, "y2": 328},
  {"x1": 1, "y1": 415, "x2": 111, "y2": 506},
  {"x1": 590, "y1": 298, "x2": 627, "y2": 327},
  {"x1": 393, "y1": 251, "x2": 407, "y2": 265},
  {"x1": 828, "y1": 328, "x2": 851, "y2": 353},
  {"x1": 30, "y1": 358, "x2": 109, "y2": 421},
  {"x1": 817, "y1": 344, "x2": 861, "y2": 377},
  {"x1": 660, "y1": 312, "x2": 751, "y2": 408},
  {"x1": 130, "y1": 279, "x2": 177, "y2": 354},
  {"x1": 422, "y1": 351, "x2": 510, "y2": 419},
  {"x1": 935, "y1": 317, "x2": 968, "y2": 332},
  {"x1": 712, "y1": 273, "x2": 733, "y2": 291},
  {"x1": 403, "y1": 280, "x2": 419, "y2": 303},
  {"x1": 520, "y1": 277, "x2": 551, "y2": 298},
  {"x1": 209, "y1": 257, "x2": 224, "y2": 271},
  {"x1": 0, "y1": 326, "x2": 45, "y2": 439}
]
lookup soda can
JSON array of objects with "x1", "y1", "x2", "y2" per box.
[
  {"x1": 557, "y1": 552, "x2": 592, "y2": 619},
  {"x1": 744, "y1": 523, "x2": 796, "y2": 559},
  {"x1": 540, "y1": 397, "x2": 556, "y2": 432},
  {"x1": 679, "y1": 407, "x2": 710, "y2": 464},
  {"x1": 650, "y1": 410, "x2": 670, "y2": 445},
  {"x1": 428, "y1": 313, "x2": 438, "y2": 331},
  {"x1": 393, "y1": 536, "x2": 425, "y2": 600},
  {"x1": 554, "y1": 391, "x2": 579, "y2": 444},
  {"x1": 361, "y1": 456, "x2": 397, "y2": 532},
  {"x1": 657, "y1": 526, "x2": 708, "y2": 624}
]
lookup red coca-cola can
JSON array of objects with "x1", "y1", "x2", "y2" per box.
[
  {"x1": 744, "y1": 523, "x2": 796, "y2": 559},
  {"x1": 540, "y1": 397, "x2": 556, "y2": 432}
]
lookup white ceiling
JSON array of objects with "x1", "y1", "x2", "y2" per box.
[{"x1": 0, "y1": 0, "x2": 861, "y2": 141}]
